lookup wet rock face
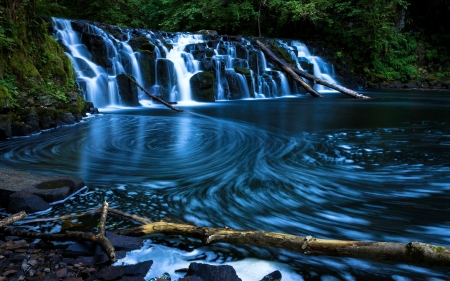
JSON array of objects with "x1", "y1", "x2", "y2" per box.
[
  {"x1": 116, "y1": 74, "x2": 140, "y2": 106},
  {"x1": 81, "y1": 33, "x2": 113, "y2": 69}
]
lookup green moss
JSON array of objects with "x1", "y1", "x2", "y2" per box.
[
  {"x1": 0, "y1": 85, "x2": 12, "y2": 109},
  {"x1": 432, "y1": 246, "x2": 446, "y2": 253},
  {"x1": 140, "y1": 42, "x2": 156, "y2": 52},
  {"x1": 271, "y1": 41, "x2": 296, "y2": 65},
  {"x1": 234, "y1": 67, "x2": 251, "y2": 76},
  {"x1": 10, "y1": 52, "x2": 40, "y2": 79}
]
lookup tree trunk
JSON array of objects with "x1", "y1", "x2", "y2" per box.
[
  {"x1": 256, "y1": 40, "x2": 323, "y2": 98},
  {"x1": 256, "y1": 40, "x2": 371, "y2": 99},
  {"x1": 291, "y1": 67, "x2": 371, "y2": 99}
]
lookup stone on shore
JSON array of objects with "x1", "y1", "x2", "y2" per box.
[{"x1": 0, "y1": 168, "x2": 85, "y2": 213}]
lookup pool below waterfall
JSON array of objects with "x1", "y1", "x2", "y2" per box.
[{"x1": 1, "y1": 90, "x2": 450, "y2": 280}]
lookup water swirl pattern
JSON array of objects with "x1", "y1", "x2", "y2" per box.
[{"x1": 1, "y1": 93, "x2": 450, "y2": 280}]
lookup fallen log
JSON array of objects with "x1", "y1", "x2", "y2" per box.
[
  {"x1": 291, "y1": 67, "x2": 371, "y2": 99},
  {"x1": 4, "y1": 205, "x2": 450, "y2": 268},
  {"x1": 256, "y1": 40, "x2": 323, "y2": 98},
  {"x1": 125, "y1": 74, "x2": 185, "y2": 113},
  {"x1": 256, "y1": 40, "x2": 371, "y2": 99},
  {"x1": 116, "y1": 221, "x2": 450, "y2": 268}
]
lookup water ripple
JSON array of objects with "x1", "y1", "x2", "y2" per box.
[{"x1": 1, "y1": 114, "x2": 449, "y2": 245}]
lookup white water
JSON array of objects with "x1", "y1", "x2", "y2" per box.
[
  {"x1": 291, "y1": 41, "x2": 339, "y2": 92},
  {"x1": 115, "y1": 242, "x2": 304, "y2": 281},
  {"x1": 166, "y1": 34, "x2": 204, "y2": 102}
]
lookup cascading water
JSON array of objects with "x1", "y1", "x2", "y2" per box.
[
  {"x1": 53, "y1": 17, "x2": 147, "y2": 108},
  {"x1": 52, "y1": 18, "x2": 344, "y2": 107},
  {"x1": 165, "y1": 34, "x2": 204, "y2": 102},
  {"x1": 291, "y1": 41, "x2": 339, "y2": 92}
]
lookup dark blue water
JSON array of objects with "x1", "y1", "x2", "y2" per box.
[{"x1": 1, "y1": 90, "x2": 450, "y2": 280}]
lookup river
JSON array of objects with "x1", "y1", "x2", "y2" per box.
[{"x1": 1, "y1": 90, "x2": 449, "y2": 280}]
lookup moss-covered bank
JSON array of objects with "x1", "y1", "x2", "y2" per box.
[{"x1": 0, "y1": 2, "x2": 91, "y2": 140}]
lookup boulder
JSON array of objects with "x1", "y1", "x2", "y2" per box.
[
  {"x1": 7, "y1": 192, "x2": 51, "y2": 213},
  {"x1": 156, "y1": 58, "x2": 177, "y2": 101},
  {"x1": 190, "y1": 72, "x2": 215, "y2": 102},
  {"x1": 0, "y1": 168, "x2": 85, "y2": 210},
  {"x1": 116, "y1": 74, "x2": 140, "y2": 106},
  {"x1": 183, "y1": 262, "x2": 242, "y2": 281}
]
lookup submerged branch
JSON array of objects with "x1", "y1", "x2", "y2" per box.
[{"x1": 125, "y1": 74, "x2": 185, "y2": 113}]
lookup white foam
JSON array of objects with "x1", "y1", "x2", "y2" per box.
[{"x1": 115, "y1": 241, "x2": 304, "y2": 280}]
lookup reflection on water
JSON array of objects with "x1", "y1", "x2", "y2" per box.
[{"x1": 1, "y1": 91, "x2": 450, "y2": 280}]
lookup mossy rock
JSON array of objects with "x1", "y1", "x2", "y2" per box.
[
  {"x1": 0, "y1": 85, "x2": 12, "y2": 111},
  {"x1": 10, "y1": 52, "x2": 40, "y2": 80},
  {"x1": 190, "y1": 72, "x2": 215, "y2": 102},
  {"x1": 271, "y1": 42, "x2": 296, "y2": 65},
  {"x1": 234, "y1": 67, "x2": 251, "y2": 76},
  {"x1": 140, "y1": 42, "x2": 156, "y2": 53}
]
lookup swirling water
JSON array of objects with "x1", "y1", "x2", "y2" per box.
[{"x1": 1, "y1": 91, "x2": 450, "y2": 280}]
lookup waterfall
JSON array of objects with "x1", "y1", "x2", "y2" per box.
[
  {"x1": 52, "y1": 18, "x2": 344, "y2": 107},
  {"x1": 291, "y1": 41, "x2": 339, "y2": 92},
  {"x1": 53, "y1": 18, "x2": 147, "y2": 108}
]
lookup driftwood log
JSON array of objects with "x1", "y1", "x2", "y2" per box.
[
  {"x1": 256, "y1": 40, "x2": 371, "y2": 99},
  {"x1": 3, "y1": 203, "x2": 450, "y2": 268},
  {"x1": 256, "y1": 40, "x2": 323, "y2": 98},
  {"x1": 125, "y1": 74, "x2": 185, "y2": 113}
]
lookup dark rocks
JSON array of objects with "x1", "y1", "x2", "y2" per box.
[
  {"x1": 156, "y1": 59, "x2": 177, "y2": 101},
  {"x1": 0, "y1": 233, "x2": 285, "y2": 281},
  {"x1": 190, "y1": 72, "x2": 215, "y2": 102},
  {"x1": 0, "y1": 114, "x2": 11, "y2": 140},
  {"x1": 122, "y1": 260, "x2": 153, "y2": 277},
  {"x1": 81, "y1": 33, "x2": 112, "y2": 69},
  {"x1": 260, "y1": 270, "x2": 282, "y2": 281},
  {"x1": 182, "y1": 262, "x2": 242, "y2": 281},
  {"x1": 7, "y1": 192, "x2": 51, "y2": 213},
  {"x1": 116, "y1": 74, "x2": 140, "y2": 106},
  {"x1": 66, "y1": 232, "x2": 144, "y2": 256}
]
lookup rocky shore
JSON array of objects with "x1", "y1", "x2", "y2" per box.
[
  {"x1": 0, "y1": 232, "x2": 282, "y2": 281},
  {"x1": 0, "y1": 169, "x2": 282, "y2": 281}
]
